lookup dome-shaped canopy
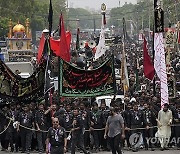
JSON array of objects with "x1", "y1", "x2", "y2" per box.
[{"x1": 13, "y1": 23, "x2": 25, "y2": 33}]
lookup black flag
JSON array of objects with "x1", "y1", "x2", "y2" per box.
[
  {"x1": 154, "y1": 0, "x2": 158, "y2": 9},
  {"x1": 44, "y1": 42, "x2": 54, "y2": 95},
  {"x1": 48, "y1": 0, "x2": 53, "y2": 36},
  {"x1": 76, "y1": 27, "x2": 80, "y2": 50}
]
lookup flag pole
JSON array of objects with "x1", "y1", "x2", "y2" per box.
[
  {"x1": 58, "y1": 14, "x2": 62, "y2": 100},
  {"x1": 121, "y1": 18, "x2": 129, "y2": 96},
  {"x1": 152, "y1": 0, "x2": 157, "y2": 96}
]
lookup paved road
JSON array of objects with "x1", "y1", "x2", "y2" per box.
[{"x1": 0, "y1": 149, "x2": 179, "y2": 154}]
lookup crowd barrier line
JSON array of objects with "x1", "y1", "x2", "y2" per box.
[{"x1": 1, "y1": 116, "x2": 180, "y2": 135}]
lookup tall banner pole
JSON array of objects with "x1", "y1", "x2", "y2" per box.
[{"x1": 154, "y1": 0, "x2": 169, "y2": 107}]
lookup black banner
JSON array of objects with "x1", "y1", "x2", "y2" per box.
[
  {"x1": 59, "y1": 56, "x2": 116, "y2": 97},
  {"x1": 0, "y1": 60, "x2": 45, "y2": 104},
  {"x1": 154, "y1": 6, "x2": 164, "y2": 33}
]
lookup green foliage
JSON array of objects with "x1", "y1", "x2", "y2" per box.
[
  {"x1": 68, "y1": 8, "x2": 100, "y2": 30},
  {"x1": 0, "y1": 0, "x2": 67, "y2": 41},
  {"x1": 109, "y1": 0, "x2": 180, "y2": 32}
]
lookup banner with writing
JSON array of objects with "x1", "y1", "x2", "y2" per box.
[
  {"x1": 0, "y1": 60, "x2": 45, "y2": 104},
  {"x1": 59, "y1": 56, "x2": 116, "y2": 97}
]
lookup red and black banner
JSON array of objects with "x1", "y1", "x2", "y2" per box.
[{"x1": 59, "y1": 56, "x2": 116, "y2": 97}]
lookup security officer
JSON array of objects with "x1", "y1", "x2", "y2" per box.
[
  {"x1": 35, "y1": 102, "x2": 48, "y2": 153},
  {"x1": 17, "y1": 104, "x2": 34, "y2": 154},
  {"x1": 46, "y1": 117, "x2": 67, "y2": 154}
]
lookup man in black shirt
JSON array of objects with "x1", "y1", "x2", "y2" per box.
[
  {"x1": 143, "y1": 103, "x2": 156, "y2": 150},
  {"x1": 17, "y1": 104, "x2": 34, "y2": 153},
  {"x1": 129, "y1": 103, "x2": 144, "y2": 152},
  {"x1": 35, "y1": 102, "x2": 48, "y2": 153},
  {"x1": 71, "y1": 108, "x2": 90, "y2": 154},
  {"x1": 46, "y1": 117, "x2": 67, "y2": 154},
  {"x1": 90, "y1": 102, "x2": 105, "y2": 152},
  {"x1": 122, "y1": 103, "x2": 132, "y2": 149},
  {"x1": 79, "y1": 102, "x2": 91, "y2": 149}
]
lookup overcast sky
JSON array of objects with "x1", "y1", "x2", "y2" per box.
[{"x1": 68, "y1": 0, "x2": 137, "y2": 10}]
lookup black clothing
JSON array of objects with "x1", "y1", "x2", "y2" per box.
[
  {"x1": 108, "y1": 133, "x2": 122, "y2": 154},
  {"x1": 64, "y1": 111, "x2": 73, "y2": 131},
  {"x1": 18, "y1": 111, "x2": 34, "y2": 152},
  {"x1": 35, "y1": 110, "x2": 48, "y2": 152},
  {"x1": 18, "y1": 111, "x2": 34, "y2": 128},
  {"x1": 47, "y1": 127, "x2": 67, "y2": 146},
  {"x1": 142, "y1": 108, "x2": 156, "y2": 149},
  {"x1": 47, "y1": 127, "x2": 67, "y2": 154},
  {"x1": 90, "y1": 110, "x2": 105, "y2": 129},
  {"x1": 71, "y1": 115, "x2": 89, "y2": 154},
  {"x1": 130, "y1": 110, "x2": 144, "y2": 128}
]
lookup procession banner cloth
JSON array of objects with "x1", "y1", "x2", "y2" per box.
[
  {"x1": 154, "y1": 33, "x2": 169, "y2": 107},
  {"x1": 59, "y1": 56, "x2": 116, "y2": 97},
  {"x1": 0, "y1": 60, "x2": 45, "y2": 104}
]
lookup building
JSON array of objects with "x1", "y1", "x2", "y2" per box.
[{"x1": 5, "y1": 19, "x2": 35, "y2": 75}]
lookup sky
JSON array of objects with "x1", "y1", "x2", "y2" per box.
[{"x1": 68, "y1": 0, "x2": 137, "y2": 10}]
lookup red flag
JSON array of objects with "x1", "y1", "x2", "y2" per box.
[
  {"x1": 143, "y1": 37, "x2": 155, "y2": 80},
  {"x1": 59, "y1": 14, "x2": 71, "y2": 62},
  {"x1": 37, "y1": 33, "x2": 45, "y2": 63},
  {"x1": 50, "y1": 31, "x2": 71, "y2": 57}
]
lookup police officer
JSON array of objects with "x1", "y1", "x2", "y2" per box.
[
  {"x1": 46, "y1": 117, "x2": 67, "y2": 154},
  {"x1": 17, "y1": 104, "x2": 34, "y2": 154}
]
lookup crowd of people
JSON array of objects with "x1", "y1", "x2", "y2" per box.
[
  {"x1": 0, "y1": 27, "x2": 180, "y2": 154},
  {"x1": 0, "y1": 94, "x2": 180, "y2": 154}
]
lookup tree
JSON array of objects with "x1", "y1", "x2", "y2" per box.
[{"x1": 0, "y1": 0, "x2": 67, "y2": 41}]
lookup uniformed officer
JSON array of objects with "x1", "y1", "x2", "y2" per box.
[
  {"x1": 17, "y1": 104, "x2": 34, "y2": 154},
  {"x1": 46, "y1": 117, "x2": 67, "y2": 154}
]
